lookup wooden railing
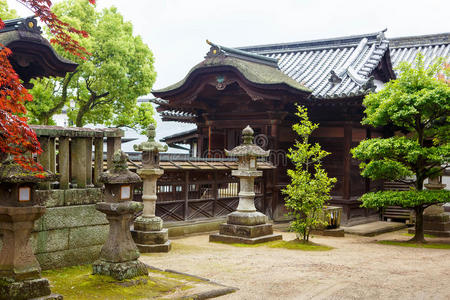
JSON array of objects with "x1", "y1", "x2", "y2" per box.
[{"x1": 131, "y1": 157, "x2": 271, "y2": 222}]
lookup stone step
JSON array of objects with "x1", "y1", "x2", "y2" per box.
[
  {"x1": 209, "y1": 233, "x2": 282, "y2": 245},
  {"x1": 342, "y1": 221, "x2": 407, "y2": 237}
]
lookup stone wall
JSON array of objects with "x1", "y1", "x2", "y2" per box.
[{"x1": 0, "y1": 188, "x2": 108, "y2": 270}]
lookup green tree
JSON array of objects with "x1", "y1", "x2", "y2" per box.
[
  {"x1": 351, "y1": 54, "x2": 450, "y2": 243},
  {"x1": 283, "y1": 105, "x2": 336, "y2": 242},
  {"x1": 26, "y1": 0, "x2": 156, "y2": 131},
  {"x1": 0, "y1": 0, "x2": 18, "y2": 19}
]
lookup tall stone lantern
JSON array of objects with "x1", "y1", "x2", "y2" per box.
[
  {"x1": 131, "y1": 124, "x2": 171, "y2": 252},
  {"x1": 0, "y1": 156, "x2": 61, "y2": 299},
  {"x1": 92, "y1": 150, "x2": 148, "y2": 280},
  {"x1": 209, "y1": 126, "x2": 282, "y2": 244}
]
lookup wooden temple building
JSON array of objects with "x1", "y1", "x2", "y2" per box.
[
  {"x1": 153, "y1": 31, "x2": 449, "y2": 225},
  {"x1": 0, "y1": 16, "x2": 77, "y2": 88}
]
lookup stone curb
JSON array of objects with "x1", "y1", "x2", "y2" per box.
[{"x1": 146, "y1": 264, "x2": 239, "y2": 299}]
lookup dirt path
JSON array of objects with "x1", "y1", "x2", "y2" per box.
[{"x1": 139, "y1": 229, "x2": 450, "y2": 299}]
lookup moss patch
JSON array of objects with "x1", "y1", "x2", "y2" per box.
[
  {"x1": 402, "y1": 233, "x2": 437, "y2": 238},
  {"x1": 268, "y1": 239, "x2": 333, "y2": 251},
  {"x1": 377, "y1": 240, "x2": 450, "y2": 249},
  {"x1": 42, "y1": 264, "x2": 197, "y2": 299},
  {"x1": 212, "y1": 239, "x2": 333, "y2": 251}
]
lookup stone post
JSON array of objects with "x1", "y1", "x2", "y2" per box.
[
  {"x1": 0, "y1": 156, "x2": 61, "y2": 299},
  {"x1": 71, "y1": 137, "x2": 87, "y2": 188},
  {"x1": 131, "y1": 125, "x2": 171, "y2": 253},
  {"x1": 92, "y1": 150, "x2": 148, "y2": 280},
  {"x1": 93, "y1": 137, "x2": 104, "y2": 187},
  {"x1": 209, "y1": 126, "x2": 282, "y2": 244},
  {"x1": 58, "y1": 137, "x2": 70, "y2": 190},
  {"x1": 421, "y1": 177, "x2": 449, "y2": 237}
]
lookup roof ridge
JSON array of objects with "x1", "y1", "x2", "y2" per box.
[
  {"x1": 236, "y1": 30, "x2": 386, "y2": 53},
  {"x1": 206, "y1": 40, "x2": 279, "y2": 68},
  {"x1": 388, "y1": 32, "x2": 450, "y2": 48}
]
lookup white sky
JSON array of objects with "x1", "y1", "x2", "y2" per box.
[{"x1": 6, "y1": 0, "x2": 450, "y2": 149}]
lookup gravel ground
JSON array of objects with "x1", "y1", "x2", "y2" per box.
[{"x1": 140, "y1": 229, "x2": 450, "y2": 300}]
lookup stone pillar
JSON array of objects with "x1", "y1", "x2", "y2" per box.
[
  {"x1": 93, "y1": 137, "x2": 104, "y2": 187},
  {"x1": 131, "y1": 125, "x2": 171, "y2": 253},
  {"x1": 85, "y1": 137, "x2": 93, "y2": 187},
  {"x1": 71, "y1": 137, "x2": 87, "y2": 188},
  {"x1": 93, "y1": 150, "x2": 148, "y2": 281},
  {"x1": 37, "y1": 136, "x2": 51, "y2": 190},
  {"x1": 0, "y1": 158, "x2": 61, "y2": 299},
  {"x1": 107, "y1": 137, "x2": 121, "y2": 169},
  {"x1": 58, "y1": 137, "x2": 70, "y2": 190},
  {"x1": 209, "y1": 126, "x2": 282, "y2": 244}
]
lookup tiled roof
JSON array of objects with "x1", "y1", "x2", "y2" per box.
[
  {"x1": 153, "y1": 40, "x2": 311, "y2": 95},
  {"x1": 238, "y1": 31, "x2": 389, "y2": 99},
  {"x1": 389, "y1": 33, "x2": 450, "y2": 75}
]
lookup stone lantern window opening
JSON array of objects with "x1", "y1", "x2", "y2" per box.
[
  {"x1": 250, "y1": 157, "x2": 256, "y2": 170},
  {"x1": 18, "y1": 186, "x2": 31, "y2": 202},
  {"x1": 120, "y1": 185, "x2": 131, "y2": 200}
]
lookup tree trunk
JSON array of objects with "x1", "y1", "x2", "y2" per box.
[
  {"x1": 75, "y1": 102, "x2": 90, "y2": 127},
  {"x1": 411, "y1": 206, "x2": 426, "y2": 243}
]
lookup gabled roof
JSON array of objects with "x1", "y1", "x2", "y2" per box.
[
  {"x1": 153, "y1": 40, "x2": 311, "y2": 96},
  {"x1": 389, "y1": 33, "x2": 450, "y2": 75},
  {"x1": 238, "y1": 31, "x2": 392, "y2": 99},
  {"x1": 0, "y1": 16, "x2": 77, "y2": 84}
]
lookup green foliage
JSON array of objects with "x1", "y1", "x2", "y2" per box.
[
  {"x1": 377, "y1": 240, "x2": 450, "y2": 249},
  {"x1": 352, "y1": 54, "x2": 450, "y2": 242},
  {"x1": 283, "y1": 105, "x2": 336, "y2": 242},
  {"x1": 353, "y1": 54, "x2": 450, "y2": 190},
  {"x1": 360, "y1": 190, "x2": 450, "y2": 209},
  {"x1": 351, "y1": 137, "x2": 449, "y2": 181},
  {"x1": 27, "y1": 0, "x2": 156, "y2": 131},
  {"x1": 211, "y1": 240, "x2": 333, "y2": 251},
  {"x1": 0, "y1": 0, "x2": 18, "y2": 19},
  {"x1": 42, "y1": 264, "x2": 198, "y2": 299}
]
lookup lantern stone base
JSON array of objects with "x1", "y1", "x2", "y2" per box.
[
  {"x1": 92, "y1": 259, "x2": 148, "y2": 281},
  {"x1": 134, "y1": 241, "x2": 172, "y2": 253},
  {"x1": 209, "y1": 232, "x2": 282, "y2": 244},
  {"x1": 0, "y1": 277, "x2": 62, "y2": 300},
  {"x1": 408, "y1": 212, "x2": 450, "y2": 237},
  {"x1": 131, "y1": 217, "x2": 171, "y2": 253},
  {"x1": 209, "y1": 211, "x2": 282, "y2": 244},
  {"x1": 226, "y1": 211, "x2": 268, "y2": 226}
]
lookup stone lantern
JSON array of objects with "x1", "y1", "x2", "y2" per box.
[
  {"x1": 0, "y1": 156, "x2": 61, "y2": 299},
  {"x1": 209, "y1": 126, "x2": 282, "y2": 244},
  {"x1": 420, "y1": 176, "x2": 449, "y2": 237},
  {"x1": 131, "y1": 124, "x2": 171, "y2": 252},
  {"x1": 92, "y1": 150, "x2": 148, "y2": 280}
]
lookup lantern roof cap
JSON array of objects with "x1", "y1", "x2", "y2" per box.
[
  {"x1": 133, "y1": 124, "x2": 168, "y2": 153},
  {"x1": 100, "y1": 150, "x2": 141, "y2": 184},
  {"x1": 0, "y1": 156, "x2": 58, "y2": 183},
  {"x1": 225, "y1": 126, "x2": 270, "y2": 158}
]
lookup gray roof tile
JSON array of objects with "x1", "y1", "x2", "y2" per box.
[
  {"x1": 389, "y1": 33, "x2": 450, "y2": 75},
  {"x1": 239, "y1": 31, "x2": 449, "y2": 99}
]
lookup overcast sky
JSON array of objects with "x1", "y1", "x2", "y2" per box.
[{"x1": 6, "y1": 0, "x2": 450, "y2": 149}]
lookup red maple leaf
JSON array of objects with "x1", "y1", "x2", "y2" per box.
[{"x1": 0, "y1": 0, "x2": 95, "y2": 170}]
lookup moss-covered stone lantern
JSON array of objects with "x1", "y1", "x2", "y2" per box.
[
  {"x1": 131, "y1": 124, "x2": 171, "y2": 253},
  {"x1": 210, "y1": 126, "x2": 282, "y2": 244},
  {"x1": 0, "y1": 156, "x2": 61, "y2": 299},
  {"x1": 92, "y1": 150, "x2": 147, "y2": 281}
]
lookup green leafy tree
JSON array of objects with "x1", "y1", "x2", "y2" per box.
[
  {"x1": 283, "y1": 105, "x2": 336, "y2": 242},
  {"x1": 351, "y1": 54, "x2": 450, "y2": 243},
  {"x1": 0, "y1": 1, "x2": 18, "y2": 19},
  {"x1": 26, "y1": 0, "x2": 156, "y2": 131}
]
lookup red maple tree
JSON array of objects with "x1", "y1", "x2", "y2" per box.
[{"x1": 0, "y1": 0, "x2": 95, "y2": 170}]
